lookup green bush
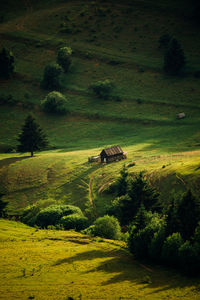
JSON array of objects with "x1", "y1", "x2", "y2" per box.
[
  {"x1": 41, "y1": 63, "x2": 62, "y2": 90},
  {"x1": 161, "y1": 232, "x2": 184, "y2": 267},
  {"x1": 61, "y1": 213, "x2": 88, "y2": 231},
  {"x1": 41, "y1": 91, "x2": 68, "y2": 114},
  {"x1": 90, "y1": 79, "x2": 114, "y2": 99},
  {"x1": 57, "y1": 46, "x2": 72, "y2": 73},
  {"x1": 21, "y1": 204, "x2": 40, "y2": 226},
  {"x1": 92, "y1": 215, "x2": 121, "y2": 240},
  {"x1": 35, "y1": 204, "x2": 84, "y2": 228}
]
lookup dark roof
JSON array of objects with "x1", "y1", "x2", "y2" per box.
[{"x1": 101, "y1": 146, "x2": 123, "y2": 157}]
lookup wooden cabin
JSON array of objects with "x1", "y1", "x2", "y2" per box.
[{"x1": 100, "y1": 146, "x2": 126, "y2": 163}]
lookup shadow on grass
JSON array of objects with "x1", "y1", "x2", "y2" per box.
[
  {"x1": 52, "y1": 248, "x2": 199, "y2": 292},
  {"x1": 0, "y1": 156, "x2": 31, "y2": 168}
]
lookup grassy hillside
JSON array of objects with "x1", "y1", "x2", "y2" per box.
[
  {"x1": 0, "y1": 0, "x2": 199, "y2": 212},
  {"x1": 0, "y1": 219, "x2": 199, "y2": 299},
  {"x1": 0, "y1": 148, "x2": 200, "y2": 216}
]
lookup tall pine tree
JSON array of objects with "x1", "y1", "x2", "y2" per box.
[{"x1": 18, "y1": 115, "x2": 48, "y2": 157}]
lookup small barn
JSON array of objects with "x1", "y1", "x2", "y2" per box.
[{"x1": 100, "y1": 146, "x2": 126, "y2": 163}]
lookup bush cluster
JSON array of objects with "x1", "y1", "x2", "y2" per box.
[
  {"x1": 83, "y1": 215, "x2": 121, "y2": 240},
  {"x1": 127, "y1": 189, "x2": 200, "y2": 276},
  {"x1": 21, "y1": 203, "x2": 88, "y2": 232},
  {"x1": 41, "y1": 91, "x2": 68, "y2": 114},
  {"x1": 90, "y1": 79, "x2": 114, "y2": 99}
]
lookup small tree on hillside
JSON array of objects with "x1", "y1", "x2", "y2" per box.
[
  {"x1": 41, "y1": 63, "x2": 62, "y2": 90},
  {"x1": 0, "y1": 47, "x2": 15, "y2": 78},
  {"x1": 177, "y1": 190, "x2": 200, "y2": 240},
  {"x1": 17, "y1": 115, "x2": 48, "y2": 157},
  {"x1": 164, "y1": 39, "x2": 185, "y2": 75},
  {"x1": 57, "y1": 46, "x2": 72, "y2": 73}
]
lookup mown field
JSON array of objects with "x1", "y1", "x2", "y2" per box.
[{"x1": 0, "y1": 219, "x2": 200, "y2": 300}]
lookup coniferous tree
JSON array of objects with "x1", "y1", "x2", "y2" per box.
[
  {"x1": 164, "y1": 39, "x2": 185, "y2": 75},
  {"x1": 17, "y1": 115, "x2": 48, "y2": 157},
  {"x1": 128, "y1": 172, "x2": 160, "y2": 212},
  {"x1": 177, "y1": 190, "x2": 200, "y2": 240},
  {"x1": 116, "y1": 165, "x2": 129, "y2": 196},
  {"x1": 0, "y1": 47, "x2": 15, "y2": 78}
]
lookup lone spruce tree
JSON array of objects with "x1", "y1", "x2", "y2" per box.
[
  {"x1": 18, "y1": 115, "x2": 48, "y2": 156},
  {"x1": 164, "y1": 39, "x2": 185, "y2": 75}
]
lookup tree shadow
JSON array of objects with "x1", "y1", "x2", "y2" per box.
[
  {"x1": 52, "y1": 248, "x2": 199, "y2": 292},
  {"x1": 0, "y1": 156, "x2": 30, "y2": 168}
]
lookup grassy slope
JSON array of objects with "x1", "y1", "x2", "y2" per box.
[
  {"x1": 0, "y1": 219, "x2": 199, "y2": 300},
  {"x1": 0, "y1": 0, "x2": 199, "y2": 213},
  {"x1": 0, "y1": 149, "x2": 200, "y2": 215}
]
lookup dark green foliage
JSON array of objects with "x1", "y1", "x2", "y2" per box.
[
  {"x1": 165, "y1": 198, "x2": 181, "y2": 236},
  {"x1": 0, "y1": 47, "x2": 14, "y2": 78},
  {"x1": 148, "y1": 227, "x2": 166, "y2": 262},
  {"x1": 164, "y1": 39, "x2": 185, "y2": 75},
  {"x1": 35, "y1": 204, "x2": 83, "y2": 228},
  {"x1": 0, "y1": 94, "x2": 17, "y2": 106},
  {"x1": 0, "y1": 194, "x2": 7, "y2": 217},
  {"x1": 57, "y1": 46, "x2": 72, "y2": 73},
  {"x1": 108, "y1": 171, "x2": 160, "y2": 226},
  {"x1": 128, "y1": 172, "x2": 160, "y2": 213},
  {"x1": 17, "y1": 115, "x2": 48, "y2": 156},
  {"x1": 42, "y1": 91, "x2": 68, "y2": 114},
  {"x1": 161, "y1": 232, "x2": 184, "y2": 267},
  {"x1": 178, "y1": 241, "x2": 200, "y2": 275},
  {"x1": 116, "y1": 165, "x2": 129, "y2": 197},
  {"x1": 41, "y1": 63, "x2": 62, "y2": 90},
  {"x1": 91, "y1": 215, "x2": 121, "y2": 240},
  {"x1": 177, "y1": 190, "x2": 200, "y2": 240},
  {"x1": 60, "y1": 213, "x2": 88, "y2": 231},
  {"x1": 128, "y1": 212, "x2": 166, "y2": 259},
  {"x1": 21, "y1": 204, "x2": 40, "y2": 226},
  {"x1": 91, "y1": 79, "x2": 114, "y2": 99}
]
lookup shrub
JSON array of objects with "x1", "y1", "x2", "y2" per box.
[
  {"x1": 57, "y1": 46, "x2": 72, "y2": 73},
  {"x1": 90, "y1": 79, "x2": 114, "y2": 99},
  {"x1": 92, "y1": 215, "x2": 121, "y2": 240},
  {"x1": 41, "y1": 91, "x2": 68, "y2": 114},
  {"x1": 21, "y1": 204, "x2": 40, "y2": 226},
  {"x1": 41, "y1": 63, "x2": 62, "y2": 90},
  {"x1": 0, "y1": 47, "x2": 15, "y2": 78},
  {"x1": 161, "y1": 232, "x2": 184, "y2": 267},
  {"x1": 60, "y1": 213, "x2": 88, "y2": 231},
  {"x1": 35, "y1": 204, "x2": 83, "y2": 228}
]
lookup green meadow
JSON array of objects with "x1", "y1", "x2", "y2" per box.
[
  {"x1": 0, "y1": 0, "x2": 200, "y2": 298},
  {"x1": 0, "y1": 219, "x2": 200, "y2": 300}
]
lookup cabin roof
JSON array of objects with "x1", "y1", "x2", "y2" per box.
[{"x1": 101, "y1": 146, "x2": 123, "y2": 157}]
